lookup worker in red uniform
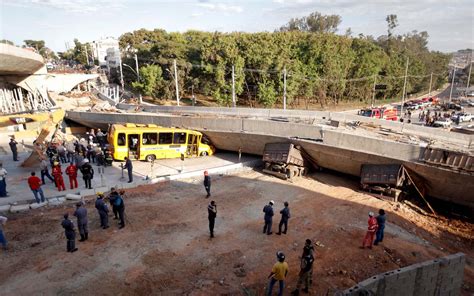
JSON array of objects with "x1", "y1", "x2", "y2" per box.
[
  {"x1": 65, "y1": 162, "x2": 78, "y2": 189},
  {"x1": 52, "y1": 162, "x2": 66, "y2": 191},
  {"x1": 361, "y1": 211, "x2": 378, "y2": 249}
]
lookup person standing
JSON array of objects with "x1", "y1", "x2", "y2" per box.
[
  {"x1": 0, "y1": 163, "x2": 7, "y2": 197},
  {"x1": 361, "y1": 212, "x2": 378, "y2": 249},
  {"x1": 263, "y1": 200, "x2": 274, "y2": 235},
  {"x1": 73, "y1": 202, "x2": 89, "y2": 241},
  {"x1": 374, "y1": 209, "x2": 387, "y2": 246},
  {"x1": 40, "y1": 158, "x2": 54, "y2": 185},
  {"x1": 80, "y1": 159, "x2": 94, "y2": 189},
  {"x1": 267, "y1": 251, "x2": 289, "y2": 296},
  {"x1": 57, "y1": 143, "x2": 67, "y2": 164},
  {"x1": 203, "y1": 171, "x2": 211, "y2": 198},
  {"x1": 292, "y1": 244, "x2": 315, "y2": 295},
  {"x1": 276, "y1": 201, "x2": 291, "y2": 235},
  {"x1": 0, "y1": 215, "x2": 8, "y2": 251},
  {"x1": 65, "y1": 162, "x2": 78, "y2": 189},
  {"x1": 108, "y1": 188, "x2": 119, "y2": 220},
  {"x1": 114, "y1": 192, "x2": 125, "y2": 229},
  {"x1": 207, "y1": 201, "x2": 217, "y2": 238},
  {"x1": 28, "y1": 172, "x2": 46, "y2": 204},
  {"x1": 95, "y1": 193, "x2": 109, "y2": 229},
  {"x1": 51, "y1": 162, "x2": 66, "y2": 191},
  {"x1": 124, "y1": 157, "x2": 133, "y2": 183},
  {"x1": 61, "y1": 213, "x2": 78, "y2": 253},
  {"x1": 9, "y1": 137, "x2": 19, "y2": 161}
]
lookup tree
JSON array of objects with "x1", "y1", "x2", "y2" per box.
[
  {"x1": 280, "y1": 12, "x2": 341, "y2": 33},
  {"x1": 0, "y1": 39, "x2": 14, "y2": 45},
  {"x1": 23, "y1": 40, "x2": 45, "y2": 51},
  {"x1": 131, "y1": 65, "x2": 163, "y2": 98},
  {"x1": 386, "y1": 15, "x2": 398, "y2": 38}
]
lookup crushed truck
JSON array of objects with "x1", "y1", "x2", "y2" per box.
[{"x1": 262, "y1": 143, "x2": 307, "y2": 180}]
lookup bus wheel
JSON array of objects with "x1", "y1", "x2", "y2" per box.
[
  {"x1": 200, "y1": 151, "x2": 208, "y2": 156},
  {"x1": 145, "y1": 154, "x2": 156, "y2": 162}
]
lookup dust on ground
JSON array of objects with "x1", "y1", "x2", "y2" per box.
[{"x1": 0, "y1": 170, "x2": 472, "y2": 295}]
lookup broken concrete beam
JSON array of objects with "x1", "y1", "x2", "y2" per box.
[
  {"x1": 0, "y1": 204, "x2": 11, "y2": 213},
  {"x1": 48, "y1": 197, "x2": 65, "y2": 206},
  {"x1": 65, "y1": 194, "x2": 82, "y2": 201},
  {"x1": 10, "y1": 204, "x2": 31, "y2": 213},
  {"x1": 30, "y1": 202, "x2": 47, "y2": 209}
]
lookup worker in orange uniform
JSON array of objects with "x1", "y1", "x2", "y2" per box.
[
  {"x1": 65, "y1": 162, "x2": 78, "y2": 189},
  {"x1": 52, "y1": 162, "x2": 66, "y2": 191},
  {"x1": 361, "y1": 211, "x2": 378, "y2": 249}
]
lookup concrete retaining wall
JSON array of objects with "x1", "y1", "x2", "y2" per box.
[{"x1": 343, "y1": 253, "x2": 465, "y2": 296}]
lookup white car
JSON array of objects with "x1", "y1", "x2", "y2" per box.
[
  {"x1": 433, "y1": 118, "x2": 452, "y2": 128},
  {"x1": 458, "y1": 113, "x2": 472, "y2": 122}
]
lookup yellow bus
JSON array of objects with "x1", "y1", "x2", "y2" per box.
[{"x1": 107, "y1": 124, "x2": 214, "y2": 161}]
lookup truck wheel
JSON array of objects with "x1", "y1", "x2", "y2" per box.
[
  {"x1": 200, "y1": 151, "x2": 208, "y2": 156},
  {"x1": 145, "y1": 154, "x2": 156, "y2": 162}
]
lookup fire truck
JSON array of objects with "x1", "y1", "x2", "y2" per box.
[{"x1": 358, "y1": 107, "x2": 398, "y2": 121}]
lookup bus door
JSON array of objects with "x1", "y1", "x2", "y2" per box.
[
  {"x1": 186, "y1": 133, "x2": 198, "y2": 156},
  {"x1": 127, "y1": 133, "x2": 140, "y2": 160}
]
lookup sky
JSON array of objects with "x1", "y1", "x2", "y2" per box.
[{"x1": 0, "y1": 0, "x2": 473, "y2": 53}]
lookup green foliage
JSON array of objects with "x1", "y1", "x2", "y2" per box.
[
  {"x1": 0, "y1": 39, "x2": 14, "y2": 45},
  {"x1": 117, "y1": 11, "x2": 449, "y2": 106},
  {"x1": 131, "y1": 65, "x2": 163, "y2": 97},
  {"x1": 280, "y1": 12, "x2": 341, "y2": 33}
]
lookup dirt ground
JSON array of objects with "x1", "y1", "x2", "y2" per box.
[{"x1": 0, "y1": 170, "x2": 472, "y2": 295}]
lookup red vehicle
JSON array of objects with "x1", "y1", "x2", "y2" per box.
[{"x1": 359, "y1": 107, "x2": 398, "y2": 121}]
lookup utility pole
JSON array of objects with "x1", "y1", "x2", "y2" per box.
[
  {"x1": 84, "y1": 46, "x2": 90, "y2": 66},
  {"x1": 467, "y1": 55, "x2": 472, "y2": 90},
  {"x1": 428, "y1": 72, "x2": 433, "y2": 98},
  {"x1": 174, "y1": 59, "x2": 179, "y2": 106},
  {"x1": 232, "y1": 65, "x2": 236, "y2": 108},
  {"x1": 134, "y1": 54, "x2": 140, "y2": 81},
  {"x1": 371, "y1": 74, "x2": 377, "y2": 107},
  {"x1": 283, "y1": 67, "x2": 287, "y2": 110},
  {"x1": 400, "y1": 57, "x2": 409, "y2": 119},
  {"x1": 449, "y1": 65, "x2": 456, "y2": 102},
  {"x1": 119, "y1": 53, "x2": 124, "y2": 91}
]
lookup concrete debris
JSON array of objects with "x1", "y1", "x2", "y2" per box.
[
  {"x1": 0, "y1": 204, "x2": 11, "y2": 213},
  {"x1": 30, "y1": 202, "x2": 47, "y2": 209},
  {"x1": 10, "y1": 204, "x2": 31, "y2": 213},
  {"x1": 65, "y1": 194, "x2": 82, "y2": 201}
]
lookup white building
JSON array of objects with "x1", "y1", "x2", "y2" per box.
[
  {"x1": 106, "y1": 47, "x2": 121, "y2": 69},
  {"x1": 91, "y1": 37, "x2": 119, "y2": 66}
]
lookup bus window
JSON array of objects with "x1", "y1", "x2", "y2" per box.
[
  {"x1": 143, "y1": 132, "x2": 157, "y2": 145},
  {"x1": 159, "y1": 132, "x2": 173, "y2": 145},
  {"x1": 118, "y1": 133, "x2": 126, "y2": 146},
  {"x1": 173, "y1": 132, "x2": 187, "y2": 144}
]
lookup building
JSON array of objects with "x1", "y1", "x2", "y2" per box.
[
  {"x1": 91, "y1": 37, "x2": 119, "y2": 67},
  {"x1": 106, "y1": 47, "x2": 121, "y2": 69}
]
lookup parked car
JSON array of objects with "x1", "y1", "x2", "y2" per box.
[
  {"x1": 456, "y1": 113, "x2": 473, "y2": 122},
  {"x1": 432, "y1": 118, "x2": 452, "y2": 128}
]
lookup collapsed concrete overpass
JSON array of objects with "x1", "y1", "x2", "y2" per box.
[{"x1": 66, "y1": 107, "x2": 474, "y2": 210}]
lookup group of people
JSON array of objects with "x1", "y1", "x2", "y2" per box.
[
  {"x1": 203, "y1": 170, "x2": 388, "y2": 295},
  {"x1": 60, "y1": 188, "x2": 127, "y2": 253}
]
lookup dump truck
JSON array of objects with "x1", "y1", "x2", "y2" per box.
[
  {"x1": 360, "y1": 164, "x2": 405, "y2": 200},
  {"x1": 262, "y1": 143, "x2": 307, "y2": 180}
]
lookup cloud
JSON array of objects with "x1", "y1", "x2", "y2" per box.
[
  {"x1": 3, "y1": 0, "x2": 125, "y2": 13},
  {"x1": 197, "y1": 2, "x2": 243, "y2": 13},
  {"x1": 191, "y1": 12, "x2": 204, "y2": 18}
]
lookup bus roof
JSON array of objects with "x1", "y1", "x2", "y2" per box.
[{"x1": 110, "y1": 123, "x2": 202, "y2": 134}]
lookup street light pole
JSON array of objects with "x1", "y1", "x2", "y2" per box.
[
  {"x1": 371, "y1": 74, "x2": 377, "y2": 107},
  {"x1": 467, "y1": 56, "x2": 472, "y2": 90},
  {"x1": 174, "y1": 59, "x2": 179, "y2": 106},
  {"x1": 283, "y1": 67, "x2": 287, "y2": 110},
  {"x1": 232, "y1": 65, "x2": 236, "y2": 108},
  {"x1": 400, "y1": 57, "x2": 409, "y2": 119},
  {"x1": 119, "y1": 52, "x2": 124, "y2": 91},
  {"x1": 428, "y1": 72, "x2": 433, "y2": 98},
  {"x1": 449, "y1": 66, "x2": 456, "y2": 102},
  {"x1": 134, "y1": 54, "x2": 140, "y2": 81}
]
